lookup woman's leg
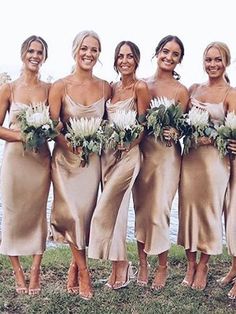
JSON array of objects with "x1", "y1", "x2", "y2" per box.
[
  {"x1": 152, "y1": 250, "x2": 168, "y2": 290},
  {"x1": 181, "y1": 250, "x2": 197, "y2": 287},
  {"x1": 137, "y1": 241, "x2": 149, "y2": 286},
  {"x1": 29, "y1": 254, "x2": 43, "y2": 295},
  {"x1": 70, "y1": 244, "x2": 92, "y2": 300},
  {"x1": 218, "y1": 256, "x2": 236, "y2": 286},
  {"x1": 67, "y1": 256, "x2": 79, "y2": 293},
  {"x1": 192, "y1": 252, "x2": 210, "y2": 290},
  {"x1": 9, "y1": 256, "x2": 28, "y2": 294}
]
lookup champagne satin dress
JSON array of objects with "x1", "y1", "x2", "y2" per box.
[
  {"x1": 50, "y1": 80, "x2": 105, "y2": 249},
  {"x1": 88, "y1": 97, "x2": 141, "y2": 261},
  {"x1": 225, "y1": 159, "x2": 236, "y2": 256},
  {"x1": 133, "y1": 98, "x2": 181, "y2": 255},
  {"x1": 178, "y1": 97, "x2": 230, "y2": 255},
  {"x1": 0, "y1": 85, "x2": 51, "y2": 256}
]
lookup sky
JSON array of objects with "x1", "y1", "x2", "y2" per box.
[{"x1": 1, "y1": 0, "x2": 236, "y2": 88}]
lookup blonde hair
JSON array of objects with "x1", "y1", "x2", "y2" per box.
[
  {"x1": 72, "y1": 30, "x2": 101, "y2": 60},
  {"x1": 203, "y1": 41, "x2": 231, "y2": 83}
]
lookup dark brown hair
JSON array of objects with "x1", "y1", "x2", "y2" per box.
[{"x1": 113, "y1": 41, "x2": 140, "y2": 74}]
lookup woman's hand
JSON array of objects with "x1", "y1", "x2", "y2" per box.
[
  {"x1": 163, "y1": 127, "x2": 180, "y2": 142},
  {"x1": 228, "y1": 139, "x2": 236, "y2": 154},
  {"x1": 196, "y1": 136, "x2": 213, "y2": 146}
]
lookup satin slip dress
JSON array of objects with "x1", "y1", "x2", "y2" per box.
[
  {"x1": 177, "y1": 89, "x2": 230, "y2": 254},
  {"x1": 50, "y1": 80, "x2": 105, "y2": 249},
  {"x1": 133, "y1": 88, "x2": 182, "y2": 255},
  {"x1": 88, "y1": 88, "x2": 141, "y2": 261},
  {"x1": 0, "y1": 83, "x2": 51, "y2": 256}
]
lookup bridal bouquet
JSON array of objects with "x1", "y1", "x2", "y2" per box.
[
  {"x1": 183, "y1": 106, "x2": 217, "y2": 154},
  {"x1": 215, "y1": 111, "x2": 236, "y2": 158},
  {"x1": 105, "y1": 109, "x2": 143, "y2": 159},
  {"x1": 65, "y1": 116, "x2": 104, "y2": 166},
  {"x1": 17, "y1": 102, "x2": 58, "y2": 152},
  {"x1": 146, "y1": 97, "x2": 186, "y2": 146}
]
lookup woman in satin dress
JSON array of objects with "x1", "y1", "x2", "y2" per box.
[
  {"x1": 0, "y1": 35, "x2": 51, "y2": 295},
  {"x1": 132, "y1": 35, "x2": 189, "y2": 290},
  {"x1": 178, "y1": 41, "x2": 236, "y2": 290},
  {"x1": 217, "y1": 110, "x2": 236, "y2": 299},
  {"x1": 49, "y1": 30, "x2": 111, "y2": 300},
  {"x1": 88, "y1": 41, "x2": 150, "y2": 289}
]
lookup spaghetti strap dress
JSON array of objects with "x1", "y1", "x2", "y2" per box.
[
  {"x1": 133, "y1": 88, "x2": 182, "y2": 255},
  {"x1": 225, "y1": 158, "x2": 236, "y2": 256},
  {"x1": 88, "y1": 94, "x2": 141, "y2": 261},
  {"x1": 177, "y1": 92, "x2": 230, "y2": 254},
  {"x1": 50, "y1": 80, "x2": 105, "y2": 249},
  {"x1": 0, "y1": 84, "x2": 51, "y2": 256}
]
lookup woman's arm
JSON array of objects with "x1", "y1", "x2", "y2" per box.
[{"x1": 0, "y1": 84, "x2": 22, "y2": 142}]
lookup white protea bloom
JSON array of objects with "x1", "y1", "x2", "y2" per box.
[
  {"x1": 150, "y1": 96, "x2": 175, "y2": 109},
  {"x1": 25, "y1": 102, "x2": 51, "y2": 128},
  {"x1": 188, "y1": 106, "x2": 209, "y2": 127},
  {"x1": 111, "y1": 110, "x2": 137, "y2": 130},
  {"x1": 0, "y1": 72, "x2": 11, "y2": 85},
  {"x1": 69, "y1": 117, "x2": 101, "y2": 137},
  {"x1": 225, "y1": 111, "x2": 236, "y2": 129}
]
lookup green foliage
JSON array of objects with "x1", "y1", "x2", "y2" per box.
[{"x1": 215, "y1": 126, "x2": 236, "y2": 158}]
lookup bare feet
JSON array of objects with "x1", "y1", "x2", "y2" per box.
[
  {"x1": 29, "y1": 267, "x2": 41, "y2": 296},
  {"x1": 79, "y1": 268, "x2": 93, "y2": 300},
  {"x1": 192, "y1": 264, "x2": 209, "y2": 290},
  {"x1": 13, "y1": 267, "x2": 28, "y2": 295},
  {"x1": 67, "y1": 263, "x2": 79, "y2": 294},
  {"x1": 217, "y1": 268, "x2": 236, "y2": 287},
  {"x1": 151, "y1": 264, "x2": 168, "y2": 291},
  {"x1": 113, "y1": 261, "x2": 133, "y2": 290},
  {"x1": 181, "y1": 262, "x2": 197, "y2": 287},
  {"x1": 228, "y1": 282, "x2": 236, "y2": 299},
  {"x1": 137, "y1": 263, "x2": 149, "y2": 287}
]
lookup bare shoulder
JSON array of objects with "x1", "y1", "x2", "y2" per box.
[
  {"x1": 188, "y1": 83, "x2": 200, "y2": 95},
  {"x1": 135, "y1": 79, "x2": 149, "y2": 91},
  {"x1": 0, "y1": 82, "x2": 11, "y2": 97}
]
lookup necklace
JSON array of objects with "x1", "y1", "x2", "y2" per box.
[{"x1": 120, "y1": 79, "x2": 136, "y2": 91}]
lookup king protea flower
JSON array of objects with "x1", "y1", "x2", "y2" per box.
[
  {"x1": 188, "y1": 106, "x2": 209, "y2": 127},
  {"x1": 150, "y1": 96, "x2": 175, "y2": 109},
  {"x1": 67, "y1": 117, "x2": 102, "y2": 137},
  {"x1": 111, "y1": 110, "x2": 137, "y2": 130},
  {"x1": 25, "y1": 102, "x2": 51, "y2": 128}
]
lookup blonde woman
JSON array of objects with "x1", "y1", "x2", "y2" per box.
[
  {"x1": 49, "y1": 30, "x2": 111, "y2": 300},
  {"x1": 178, "y1": 42, "x2": 236, "y2": 290},
  {"x1": 0, "y1": 35, "x2": 51, "y2": 295}
]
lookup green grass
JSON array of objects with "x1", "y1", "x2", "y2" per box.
[{"x1": 1, "y1": 243, "x2": 236, "y2": 314}]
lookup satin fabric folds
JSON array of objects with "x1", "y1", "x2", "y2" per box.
[
  {"x1": 50, "y1": 87, "x2": 105, "y2": 250},
  {"x1": 178, "y1": 99, "x2": 230, "y2": 255},
  {"x1": 89, "y1": 97, "x2": 140, "y2": 261},
  {"x1": 0, "y1": 103, "x2": 51, "y2": 256},
  {"x1": 133, "y1": 135, "x2": 181, "y2": 255}
]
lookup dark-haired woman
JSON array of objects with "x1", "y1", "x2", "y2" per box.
[
  {"x1": 89, "y1": 40, "x2": 150, "y2": 289},
  {"x1": 0, "y1": 35, "x2": 51, "y2": 295},
  {"x1": 133, "y1": 35, "x2": 189, "y2": 290}
]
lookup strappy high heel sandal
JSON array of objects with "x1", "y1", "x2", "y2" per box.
[
  {"x1": 28, "y1": 266, "x2": 41, "y2": 296},
  {"x1": 67, "y1": 263, "x2": 79, "y2": 294},
  {"x1": 113, "y1": 262, "x2": 135, "y2": 290},
  {"x1": 137, "y1": 263, "x2": 150, "y2": 287},
  {"x1": 13, "y1": 267, "x2": 28, "y2": 295}
]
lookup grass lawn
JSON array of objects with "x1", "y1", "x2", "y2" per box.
[{"x1": 1, "y1": 243, "x2": 236, "y2": 314}]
